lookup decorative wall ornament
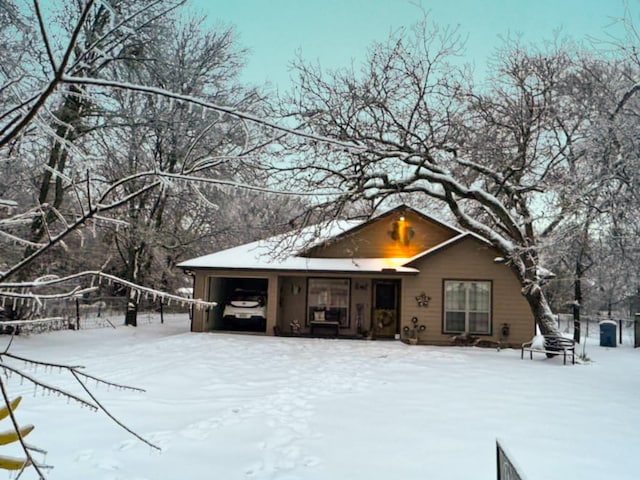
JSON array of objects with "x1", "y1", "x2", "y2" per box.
[
  {"x1": 290, "y1": 319, "x2": 301, "y2": 334},
  {"x1": 415, "y1": 292, "x2": 431, "y2": 308},
  {"x1": 403, "y1": 316, "x2": 426, "y2": 344}
]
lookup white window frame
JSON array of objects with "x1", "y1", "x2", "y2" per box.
[{"x1": 443, "y1": 280, "x2": 492, "y2": 334}]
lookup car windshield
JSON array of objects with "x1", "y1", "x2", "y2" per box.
[{"x1": 229, "y1": 293, "x2": 264, "y2": 304}]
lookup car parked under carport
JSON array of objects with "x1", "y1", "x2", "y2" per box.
[{"x1": 222, "y1": 289, "x2": 267, "y2": 331}]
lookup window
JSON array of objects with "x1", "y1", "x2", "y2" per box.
[
  {"x1": 307, "y1": 278, "x2": 350, "y2": 327},
  {"x1": 444, "y1": 280, "x2": 491, "y2": 334}
]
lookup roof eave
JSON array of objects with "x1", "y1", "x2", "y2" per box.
[{"x1": 176, "y1": 263, "x2": 420, "y2": 275}]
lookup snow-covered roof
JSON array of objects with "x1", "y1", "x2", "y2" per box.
[
  {"x1": 179, "y1": 253, "x2": 419, "y2": 273},
  {"x1": 178, "y1": 220, "x2": 419, "y2": 273},
  {"x1": 178, "y1": 205, "x2": 489, "y2": 274}
]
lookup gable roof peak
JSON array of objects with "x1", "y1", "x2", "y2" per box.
[{"x1": 369, "y1": 203, "x2": 464, "y2": 234}]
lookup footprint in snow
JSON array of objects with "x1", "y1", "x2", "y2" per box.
[
  {"x1": 96, "y1": 457, "x2": 122, "y2": 471},
  {"x1": 180, "y1": 418, "x2": 221, "y2": 440},
  {"x1": 74, "y1": 449, "x2": 93, "y2": 462},
  {"x1": 303, "y1": 456, "x2": 320, "y2": 467}
]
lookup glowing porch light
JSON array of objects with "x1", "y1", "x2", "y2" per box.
[{"x1": 389, "y1": 216, "x2": 413, "y2": 246}]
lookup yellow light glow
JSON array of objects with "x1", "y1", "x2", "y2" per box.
[
  {"x1": 386, "y1": 215, "x2": 416, "y2": 258},
  {"x1": 383, "y1": 257, "x2": 410, "y2": 268}
]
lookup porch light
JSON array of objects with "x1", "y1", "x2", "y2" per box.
[{"x1": 389, "y1": 216, "x2": 414, "y2": 246}]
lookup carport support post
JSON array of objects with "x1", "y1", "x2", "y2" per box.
[
  {"x1": 266, "y1": 275, "x2": 279, "y2": 335},
  {"x1": 160, "y1": 300, "x2": 164, "y2": 324}
]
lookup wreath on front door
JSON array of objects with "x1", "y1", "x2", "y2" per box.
[{"x1": 377, "y1": 311, "x2": 395, "y2": 328}]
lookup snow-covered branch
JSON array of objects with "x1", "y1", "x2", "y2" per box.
[
  {"x1": 0, "y1": 0, "x2": 96, "y2": 149},
  {"x1": 0, "y1": 271, "x2": 216, "y2": 309},
  {"x1": 0, "y1": 347, "x2": 160, "y2": 460},
  {"x1": 62, "y1": 75, "x2": 365, "y2": 152},
  {"x1": 157, "y1": 171, "x2": 344, "y2": 197}
]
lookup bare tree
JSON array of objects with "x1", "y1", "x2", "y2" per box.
[
  {"x1": 90, "y1": 13, "x2": 269, "y2": 326},
  {"x1": 0, "y1": 1, "x2": 266, "y2": 474},
  {"x1": 0, "y1": 1, "x2": 333, "y2": 471},
  {"x1": 277, "y1": 18, "x2": 639, "y2": 336}
]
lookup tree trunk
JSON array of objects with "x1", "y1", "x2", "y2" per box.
[
  {"x1": 123, "y1": 246, "x2": 142, "y2": 327},
  {"x1": 523, "y1": 284, "x2": 561, "y2": 336},
  {"x1": 125, "y1": 287, "x2": 138, "y2": 327}
]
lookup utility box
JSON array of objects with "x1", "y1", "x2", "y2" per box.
[{"x1": 599, "y1": 320, "x2": 617, "y2": 347}]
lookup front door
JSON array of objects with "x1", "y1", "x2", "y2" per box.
[{"x1": 372, "y1": 280, "x2": 399, "y2": 338}]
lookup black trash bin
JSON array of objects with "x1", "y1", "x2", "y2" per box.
[{"x1": 599, "y1": 320, "x2": 617, "y2": 347}]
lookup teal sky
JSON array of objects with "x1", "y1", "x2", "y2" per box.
[{"x1": 192, "y1": 0, "x2": 633, "y2": 91}]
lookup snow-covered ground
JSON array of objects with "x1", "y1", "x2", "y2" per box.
[{"x1": 2, "y1": 314, "x2": 639, "y2": 480}]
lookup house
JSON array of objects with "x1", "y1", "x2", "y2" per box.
[{"x1": 178, "y1": 205, "x2": 534, "y2": 346}]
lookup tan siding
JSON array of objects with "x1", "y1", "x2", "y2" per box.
[
  {"x1": 191, "y1": 271, "x2": 207, "y2": 332},
  {"x1": 265, "y1": 275, "x2": 279, "y2": 334},
  {"x1": 278, "y1": 276, "x2": 308, "y2": 334},
  {"x1": 205, "y1": 276, "x2": 225, "y2": 330},
  {"x1": 351, "y1": 279, "x2": 371, "y2": 335},
  {"x1": 308, "y1": 209, "x2": 457, "y2": 258},
  {"x1": 401, "y1": 238, "x2": 534, "y2": 346}
]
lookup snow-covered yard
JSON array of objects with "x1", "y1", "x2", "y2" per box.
[{"x1": 2, "y1": 314, "x2": 639, "y2": 479}]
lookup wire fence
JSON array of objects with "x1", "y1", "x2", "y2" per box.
[
  {"x1": 556, "y1": 313, "x2": 637, "y2": 345},
  {"x1": 1, "y1": 296, "x2": 190, "y2": 335}
]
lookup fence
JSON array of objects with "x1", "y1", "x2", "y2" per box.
[
  {"x1": 556, "y1": 313, "x2": 636, "y2": 345},
  {"x1": 3, "y1": 296, "x2": 190, "y2": 334},
  {"x1": 496, "y1": 440, "x2": 525, "y2": 480}
]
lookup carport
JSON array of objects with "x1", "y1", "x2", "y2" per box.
[{"x1": 203, "y1": 275, "x2": 270, "y2": 333}]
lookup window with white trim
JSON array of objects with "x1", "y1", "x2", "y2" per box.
[{"x1": 444, "y1": 280, "x2": 491, "y2": 334}]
